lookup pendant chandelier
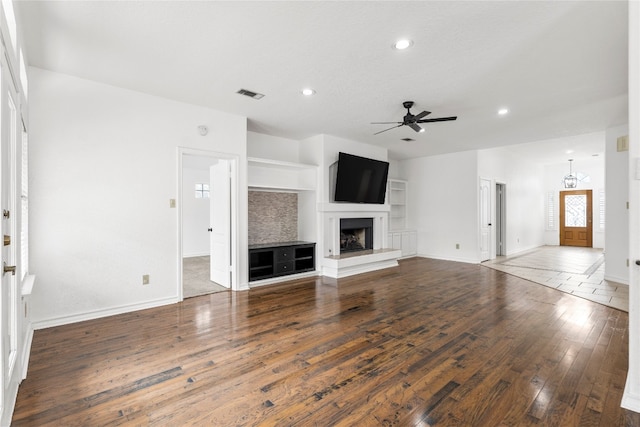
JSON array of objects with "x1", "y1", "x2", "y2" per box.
[{"x1": 563, "y1": 159, "x2": 578, "y2": 189}]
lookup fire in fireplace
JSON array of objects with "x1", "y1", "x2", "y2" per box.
[{"x1": 340, "y1": 218, "x2": 373, "y2": 253}]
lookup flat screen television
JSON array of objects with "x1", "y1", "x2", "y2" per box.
[{"x1": 334, "y1": 152, "x2": 390, "y2": 204}]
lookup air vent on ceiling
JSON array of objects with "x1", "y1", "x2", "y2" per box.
[
  {"x1": 237, "y1": 89, "x2": 265, "y2": 100},
  {"x1": 401, "y1": 138, "x2": 414, "y2": 142}
]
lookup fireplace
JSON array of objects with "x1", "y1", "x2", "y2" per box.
[{"x1": 340, "y1": 218, "x2": 373, "y2": 254}]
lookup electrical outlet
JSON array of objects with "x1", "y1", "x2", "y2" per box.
[
  {"x1": 143, "y1": 274, "x2": 150, "y2": 285},
  {"x1": 455, "y1": 243, "x2": 460, "y2": 249}
]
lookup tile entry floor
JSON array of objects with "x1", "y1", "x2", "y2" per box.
[{"x1": 482, "y1": 246, "x2": 628, "y2": 312}]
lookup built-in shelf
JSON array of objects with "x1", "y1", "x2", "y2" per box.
[
  {"x1": 388, "y1": 179, "x2": 407, "y2": 231},
  {"x1": 248, "y1": 157, "x2": 317, "y2": 170},
  {"x1": 248, "y1": 157, "x2": 317, "y2": 191}
]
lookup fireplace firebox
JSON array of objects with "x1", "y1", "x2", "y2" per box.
[{"x1": 340, "y1": 218, "x2": 373, "y2": 253}]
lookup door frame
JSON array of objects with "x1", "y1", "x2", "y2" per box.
[{"x1": 177, "y1": 147, "x2": 239, "y2": 299}]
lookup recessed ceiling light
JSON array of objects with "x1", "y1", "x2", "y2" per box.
[
  {"x1": 419, "y1": 128, "x2": 425, "y2": 133},
  {"x1": 393, "y1": 39, "x2": 413, "y2": 50},
  {"x1": 301, "y1": 88, "x2": 315, "y2": 96},
  {"x1": 566, "y1": 150, "x2": 574, "y2": 154},
  {"x1": 497, "y1": 108, "x2": 509, "y2": 115}
]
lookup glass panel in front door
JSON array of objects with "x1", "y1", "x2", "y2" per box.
[{"x1": 565, "y1": 195, "x2": 587, "y2": 227}]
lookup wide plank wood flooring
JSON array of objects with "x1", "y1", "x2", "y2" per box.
[{"x1": 13, "y1": 258, "x2": 640, "y2": 426}]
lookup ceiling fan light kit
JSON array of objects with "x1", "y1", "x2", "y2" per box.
[{"x1": 372, "y1": 101, "x2": 457, "y2": 135}]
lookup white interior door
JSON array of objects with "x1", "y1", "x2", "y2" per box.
[
  {"x1": 0, "y1": 62, "x2": 19, "y2": 420},
  {"x1": 209, "y1": 160, "x2": 231, "y2": 287},
  {"x1": 479, "y1": 178, "x2": 491, "y2": 262}
]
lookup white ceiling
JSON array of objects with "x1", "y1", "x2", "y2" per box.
[{"x1": 16, "y1": 1, "x2": 628, "y2": 161}]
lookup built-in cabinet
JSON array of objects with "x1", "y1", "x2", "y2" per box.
[
  {"x1": 387, "y1": 179, "x2": 417, "y2": 257},
  {"x1": 388, "y1": 231, "x2": 417, "y2": 258},
  {"x1": 249, "y1": 242, "x2": 316, "y2": 281}
]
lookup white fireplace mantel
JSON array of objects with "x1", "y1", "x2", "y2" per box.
[
  {"x1": 319, "y1": 203, "x2": 400, "y2": 278},
  {"x1": 318, "y1": 202, "x2": 390, "y2": 213}
]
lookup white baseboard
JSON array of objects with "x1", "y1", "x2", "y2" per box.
[
  {"x1": 21, "y1": 323, "x2": 33, "y2": 380},
  {"x1": 32, "y1": 296, "x2": 179, "y2": 330},
  {"x1": 604, "y1": 274, "x2": 629, "y2": 286},
  {"x1": 622, "y1": 383, "x2": 640, "y2": 412},
  {"x1": 504, "y1": 245, "x2": 545, "y2": 257},
  {"x1": 417, "y1": 253, "x2": 479, "y2": 264}
]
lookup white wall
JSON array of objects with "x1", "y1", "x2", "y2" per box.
[
  {"x1": 29, "y1": 67, "x2": 247, "y2": 327},
  {"x1": 605, "y1": 124, "x2": 630, "y2": 284},
  {"x1": 247, "y1": 131, "x2": 300, "y2": 162},
  {"x1": 182, "y1": 167, "x2": 210, "y2": 257},
  {"x1": 543, "y1": 155, "x2": 606, "y2": 249},
  {"x1": 401, "y1": 150, "x2": 480, "y2": 263},
  {"x1": 478, "y1": 147, "x2": 546, "y2": 256}
]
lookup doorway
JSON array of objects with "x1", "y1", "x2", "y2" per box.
[
  {"x1": 179, "y1": 149, "x2": 237, "y2": 299},
  {"x1": 496, "y1": 183, "x2": 506, "y2": 256},
  {"x1": 560, "y1": 189, "x2": 593, "y2": 247}
]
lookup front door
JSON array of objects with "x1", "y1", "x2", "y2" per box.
[{"x1": 560, "y1": 190, "x2": 593, "y2": 247}]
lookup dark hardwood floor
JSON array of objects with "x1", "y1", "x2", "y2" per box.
[{"x1": 12, "y1": 258, "x2": 640, "y2": 426}]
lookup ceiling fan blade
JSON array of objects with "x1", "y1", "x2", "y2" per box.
[
  {"x1": 413, "y1": 110, "x2": 431, "y2": 120},
  {"x1": 373, "y1": 124, "x2": 404, "y2": 135},
  {"x1": 409, "y1": 123, "x2": 423, "y2": 133},
  {"x1": 371, "y1": 121, "x2": 403, "y2": 124},
  {"x1": 417, "y1": 116, "x2": 457, "y2": 123}
]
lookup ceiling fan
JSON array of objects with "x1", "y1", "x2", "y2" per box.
[{"x1": 372, "y1": 101, "x2": 457, "y2": 135}]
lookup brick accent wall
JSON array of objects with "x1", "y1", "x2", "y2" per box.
[{"x1": 248, "y1": 191, "x2": 298, "y2": 244}]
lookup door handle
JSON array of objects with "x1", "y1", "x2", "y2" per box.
[
  {"x1": 3, "y1": 262, "x2": 16, "y2": 276},
  {"x1": 636, "y1": 260, "x2": 640, "y2": 266},
  {"x1": 208, "y1": 228, "x2": 213, "y2": 232}
]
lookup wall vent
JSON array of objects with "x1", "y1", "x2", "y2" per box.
[
  {"x1": 237, "y1": 89, "x2": 265, "y2": 100},
  {"x1": 401, "y1": 138, "x2": 414, "y2": 142}
]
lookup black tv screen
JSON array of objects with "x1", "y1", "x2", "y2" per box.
[{"x1": 334, "y1": 152, "x2": 390, "y2": 204}]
